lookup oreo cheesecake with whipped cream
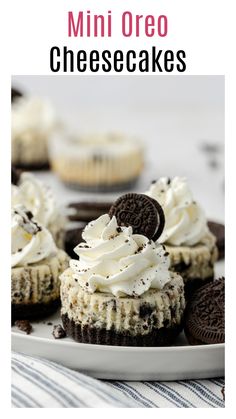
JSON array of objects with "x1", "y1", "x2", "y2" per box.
[
  {"x1": 146, "y1": 177, "x2": 218, "y2": 297},
  {"x1": 11, "y1": 96, "x2": 57, "y2": 169},
  {"x1": 49, "y1": 132, "x2": 144, "y2": 192},
  {"x1": 60, "y1": 193, "x2": 185, "y2": 346},
  {"x1": 12, "y1": 171, "x2": 66, "y2": 248},
  {"x1": 12, "y1": 205, "x2": 69, "y2": 321}
]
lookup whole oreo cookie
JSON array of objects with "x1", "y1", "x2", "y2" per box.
[
  {"x1": 184, "y1": 277, "x2": 225, "y2": 345},
  {"x1": 109, "y1": 193, "x2": 165, "y2": 241}
]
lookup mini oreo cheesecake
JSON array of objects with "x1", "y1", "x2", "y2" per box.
[
  {"x1": 11, "y1": 205, "x2": 69, "y2": 321},
  {"x1": 60, "y1": 194, "x2": 185, "y2": 346},
  {"x1": 11, "y1": 96, "x2": 57, "y2": 170},
  {"x1": 146, "y1": 177, "x2": 218, "y2": 298}
]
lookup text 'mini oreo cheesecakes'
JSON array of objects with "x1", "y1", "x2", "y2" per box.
[
  {"x1": 146, "y1": 177, "x2": 218, "y2": 297},
  {"x1": 11, "y1": 168, "x2": 66, "y2": 248},
  {"x1": 60, "y1": 193, "x2": 185, "y2": 346},
  {"x1": 11, "y1": 205, "x2": 69, "y2": 321}
]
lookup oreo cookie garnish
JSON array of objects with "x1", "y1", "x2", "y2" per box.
[
  {"x1": 109, "y1": 193, "x2": 165, "y2": 241},
  {"x1": 68, "y1": 201, "x2": 112, "y2": 222}
]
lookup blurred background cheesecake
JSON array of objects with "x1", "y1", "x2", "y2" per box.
[
  {"x1": 11, "y1": 91, "x2": 59, "y2": 170},
  {"x1": 49, "y1": 131, "x2": 144, "y2": 192}
]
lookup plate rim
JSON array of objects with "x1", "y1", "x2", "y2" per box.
[{"x1": 11, "y1": 330, "x2": 225, "y2": 353}]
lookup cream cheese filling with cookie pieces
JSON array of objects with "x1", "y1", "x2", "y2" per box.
[
  {"x1": 166, "y1": 233, "x2": 218, "y2": 282},
  {"x1": 12, "y1": 250, "x2": 69, "y2": 305},
  {"x1": 49, "y1": 132, "x2": 144, "y2": 187},
  {"x1": 60, "y1": 270, "x2": 185, "y2": 335}
]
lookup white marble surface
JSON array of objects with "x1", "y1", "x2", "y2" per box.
[{"x1": 12, "y1": 75, "x2": 224, "y2": 222}]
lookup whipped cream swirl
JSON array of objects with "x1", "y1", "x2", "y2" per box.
[
  {"x1": 70, "y1": 214, "x2": 171, "y2": 297},
  {"x1": 12, "y1": 96, "x2": 56, "y2": 138},
  {"x1": 12, "y1": 205, "x2": 57, "y2": 267},
  {"x1": 12, "y1": 173, "x2": 65, "y2": 232},
  {"x1": 146, "y1": 177, "x2": 209, "y2": 246}
]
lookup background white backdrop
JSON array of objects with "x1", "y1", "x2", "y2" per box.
[{"x1": 12, "y1": 75, "x2": 224, "y2": 222}]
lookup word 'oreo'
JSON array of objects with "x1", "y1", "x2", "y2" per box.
[{"x1": 109, "y1": 193, "x2": 165, "y2": 241}]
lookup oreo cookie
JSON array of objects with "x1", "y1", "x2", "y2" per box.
[
  {"x1": 184, "y1": 277, "x2": 225, "y2": 345},
  {"x1": 208, "y1": 221, "x2": 225, "y2": 260},
  {"x1": 11, "y1": 166, "x2": 22, "y2": 185},
  {"x1": 68, "y1": 201, "x2": 112, "y2": 222},
  {"x1": 64, "y1": 226, "x2": 85, "y2": 258},
  {"x1": 109, "y1": 193, "x2": 165, "y2": 241}
]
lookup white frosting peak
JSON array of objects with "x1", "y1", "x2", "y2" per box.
[
  {"x1": 11, "y1": 173, "x2": 65, "y2": 232},
  {"x1": 69, "y1": 214, "x2": 171, "y2": 297},
  {"x1": 146, "y1": 177, "x2": 209, "y2": 246},
  {"x1": 11, "y1": 205, "x2": 57, "y2": 267},
  {"x1": 12, "y1": 96, "x2": 56, "y2": 138}
]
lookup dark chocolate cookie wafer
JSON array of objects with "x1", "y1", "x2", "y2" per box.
[
  {"x1": 109, "y1": 193, "x2": 165, "y2": 241},
  {"x1": 184, "y1": 277, "x2": 225, "y2": 345},
  {"x1": 147, "y1": 196, "x2": 166, "y2": 241},
  {"x1": 68, "y1": 201, "x2": 112, "y2": 222},
  {"x1": 208, "y1": 221, "x2": 225, "y2": 260},
  {"x1": 64, "y1": 226, "x2": 86, "y2": 258}
]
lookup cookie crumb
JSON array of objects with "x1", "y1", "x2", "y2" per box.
[
  {"x1": 52, "y1": 324, "x2": 66, "y2": 339},
  {"x1": 15, "y1": 320, "x2": 32, "y2": 335}
]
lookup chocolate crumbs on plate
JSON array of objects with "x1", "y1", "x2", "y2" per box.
[
  {"x1": 14, "y1": 320, "x2": 33, "y2": 335},
  {"x1": 52, "y1": 324, "x2": 66, "y2": 339}
]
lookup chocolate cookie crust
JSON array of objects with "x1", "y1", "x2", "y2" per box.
[
  {"x1": 13, "y1": 161, "x2": 50, "y2": 171},
  {"x1": 184, "y1": 277, "x2": 225, "y2": 345},
  {"x1": 62, "y1": 313, "x2": 183, "y2": 347},
  {"x1": 12, "y1": 299, "x2": 60, "y2": 322}
]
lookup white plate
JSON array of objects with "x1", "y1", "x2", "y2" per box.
[
  {"x1": 11, "y1": 261, "x2": 225, "y2": 381},
  {"x1": 12, "y1": 309, "x2": 224, "y2": 381}
]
